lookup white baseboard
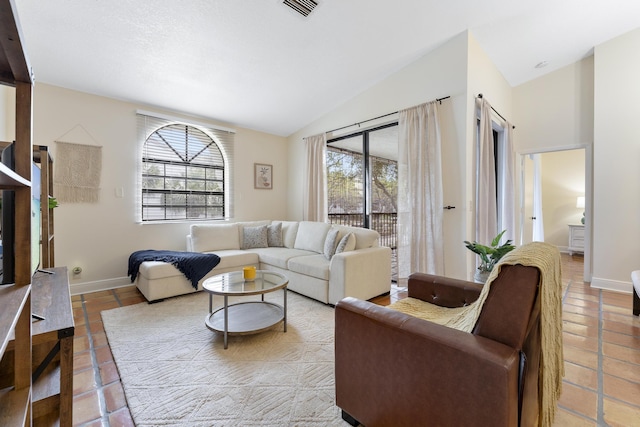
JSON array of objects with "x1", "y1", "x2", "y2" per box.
[
  {"x1": 70, "y1": 274, "x2": 634, "y2": 297},
  {"x1": 589, "y1": 276, "x2": 632, "y2": 294},
  {"x1": 69, "y1": 276, "x2": 133, "y2": 296},
  {"x1": 558, "y1": 245, "x2": 587, "y2": 255}
]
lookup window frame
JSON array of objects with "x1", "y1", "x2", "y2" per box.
[{"x1": 137, "y1": 112, "x2": 235, "y2": 223}]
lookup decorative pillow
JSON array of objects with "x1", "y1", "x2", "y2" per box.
[
  {"x1": 293, "y1": 221, "x2": 331, "y2": 253},
  {"x1": 323, "y1": 228, "x2": 340, "y2": 260},
  {"x1": 267, "y1": 222, "x2": 284, "y2": 247},
  {"x1": 238, "y1": 220, "x2": 270, "y2": 248},
  {"x1": 333, "y1": 225, "x2": 379, "y2": 249},
  {"x1": 335, "y1": 232, "x2": 356, "y2": 254},
  {"x1": 280, "y1": 221, "x2": 299, "y2": 248},
  {"x1": 242, "y1": 225, "x2": 268, "y2": 249},
  {"x1": 191, "y1": 223, "x2": 240, "y2": 252}
]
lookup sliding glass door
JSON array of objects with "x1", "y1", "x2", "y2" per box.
[{"x1": 327, "y1": 124, "x2": 398, "y2": 276}]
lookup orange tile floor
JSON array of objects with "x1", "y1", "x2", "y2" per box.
[{"x1": 71, "y1": 254, "x2": 640, "y2": 426}]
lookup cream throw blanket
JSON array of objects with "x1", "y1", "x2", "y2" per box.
[{"x1": 388, "y1": 242, "x2": 563, "y2": 427}]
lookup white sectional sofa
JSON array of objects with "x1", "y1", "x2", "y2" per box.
[{"x1": 134, "y1": 220, "x2": 392, "y2": 305}]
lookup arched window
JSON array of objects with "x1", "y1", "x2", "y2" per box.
[{"x1": 138, "y1": 113, "x2": 234, "y2": 221}]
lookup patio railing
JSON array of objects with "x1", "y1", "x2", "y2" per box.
[{"x1": 328, "y1": 213, "x2": 397, "y2": 249}]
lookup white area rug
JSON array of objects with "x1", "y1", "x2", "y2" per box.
[{"x1": 101, "y1": 291, "x2": 346, "y2": 426}]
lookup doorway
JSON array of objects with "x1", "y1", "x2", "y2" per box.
[{"x1": 520, "y1": 145, "x2": 592, "y2": 281}]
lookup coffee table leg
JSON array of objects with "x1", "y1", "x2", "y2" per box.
[
  {"x1": 224, "y1": 295, "x2": 229, "y2": 349},
  {"x1": 283, "y1": 287, "x2": 287, "y2": 333}
]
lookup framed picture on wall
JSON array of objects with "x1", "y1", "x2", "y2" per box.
[{"x1": 254, "y1": 163, "x2": 273, "y2": 189}]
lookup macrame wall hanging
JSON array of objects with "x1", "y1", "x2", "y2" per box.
[{"x1": 53, "y1": 125, "x2": 103, "y2": 203}]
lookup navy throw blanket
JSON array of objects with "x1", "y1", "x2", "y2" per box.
[{"x1": 128, "y1": 250, "x2": 221, "y2": 290}]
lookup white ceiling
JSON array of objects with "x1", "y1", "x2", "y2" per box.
[{"x1": 14, "y1": 0, "x2": 640, "y2": 137}]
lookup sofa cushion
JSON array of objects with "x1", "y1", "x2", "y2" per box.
[
  {"x1": 287, "y1": 254, "x2": 330, "y2": 281},
  {"x1": 267, "y1": 222, "x2": 284, "y2": 247},
  {"x1": 250, "y1": 247, "x2": 316, "y2": 269},
  {"x1": 242, "y1": 225, "x2": 268, "y2": 249},
  {"x1": 323, "y1": 228, "x2": 340, "y2": 260},
  {"x1": 294, "y1": 221, "x2": 331, "y2": 253},
  {"x1": 333, "y1": 225, "x2": 380, "y2": 249},
  {"x1": 335, "y1": 232, "x2": 356, "y2": 254},
  {"x1": 280, "y1": 221, "x2": 299, "y2": 248},
  {"x1": 191, "y1": 223, "x2": 240, "y2": 252},
  {"x1": 138, "y1": 261, "x2": 185, "y2": 280}
]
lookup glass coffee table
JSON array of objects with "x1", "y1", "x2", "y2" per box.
[{"x1": 203, "y1": 270, "x2": 288, "y2": 349}]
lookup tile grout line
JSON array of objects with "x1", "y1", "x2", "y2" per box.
[
  {"x1": 81, "y1": 293, "x2": 110, "y2": 426},
  {"x1": 112, "y1": 288, "x2": 123, "y2": 307},
  {"x1": 104, "y1": 288, "x2": 127, "y2": 425},
  {"x1": 560, "y1": 278, "x2": 602, "y2": 424}
]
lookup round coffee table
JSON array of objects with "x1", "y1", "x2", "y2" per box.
[{"x1": 203, "y1": 270, "x2": 288, "y2": 349}]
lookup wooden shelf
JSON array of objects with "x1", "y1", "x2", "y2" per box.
[
  {"x1": 0, "y1": 284, "x2": 30, "y2": 355},
  {"x1": 31, "y1": 269, "x2": 73, "y2": 338},
  {"x1": 31, "y1": 267, "x2": 73, "y2": 426},
  {"x1": 1, "y1": 268, "x2": 73, "y2": 426},
  {"x1": 0, "y1": 162, "x2": 31, "y2": 188},
  {"x1": 0, "y1": 385, "x2": 31, "y2": 426},
  {"x1": 0, "y1": 288, "x2": 32, "y2": 426}
]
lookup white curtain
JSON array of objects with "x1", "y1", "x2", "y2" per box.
[
  {"x1": 532, "y1": 153, "x2": 545, "y2": 241},
  {"x1": 476, "y1": 98, "x2": 498, "y2": 245},
  {"x1": 497, "y1": 122, "x2": 516, "y2": 242},
  {"x1": 397, "y1": 101, "x2": 444, "y2": 278},
  {"x1": 303, "y1": 133, "x2": 327, "y2": 222}
]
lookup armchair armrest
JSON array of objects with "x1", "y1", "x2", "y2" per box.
[
  {"x1": 408, "y1": 272, "x2": 482, "y2": 308},
  {"x1": 335, "y1": 297, "x2": 520, "y2": 427}
]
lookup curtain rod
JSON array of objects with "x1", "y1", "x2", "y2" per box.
[
  {"x1": 325, "y1": 96, "x2": 450, "y2": 135},
  {"x1": 476, "y1": 94, "x2": 515, "y2": 129}
]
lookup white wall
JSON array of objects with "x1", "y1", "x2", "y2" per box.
[
  {"x1": 513, "y1": 57, "x2": 594, "y2": 279},
  {"x1": 286, "y1": 31, "x2": 514, "y2": 280},
  {"x1": 540, "y1": 149, "x2": 586, "y2": 248},
  {"x1": 287, "y1": 32, "x2": 468, "y2": 213},
  {"x1": 32, "y1": 83, "x2": 288, "y2": 293},
  {"x1": 287, "y1": 31, "x2": 469, "y2": 279},
  {"x1": 593, "y1": 28, "x2": 640, "y2": 292},
  {"x1": 513, "y1": 57, "x2": 594, "y2": 154}
]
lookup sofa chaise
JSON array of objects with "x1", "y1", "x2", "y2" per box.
[{"x1": 134, "y1": 220, "x2": 392, "y2": 305}]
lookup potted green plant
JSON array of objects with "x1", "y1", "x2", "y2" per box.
[
  {"x1": 48, "y1": 197, "x2": 59, "y2": 209},
  {"x1": 464, "y1": 230, "x2": 515, "y2": 283}
]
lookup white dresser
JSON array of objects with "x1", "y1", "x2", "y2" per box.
[{"x1": 568, "y1": 224, "x2": 585, "y2": 255}]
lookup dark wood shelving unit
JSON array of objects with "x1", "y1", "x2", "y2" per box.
[
  {"x1": 30, "y1": 267, "x2": 73, "y2": 425},
  {"x1": 0, "y1": 0, "x2": 37, "y2": 425},
  {"x1": 34, "y1": 145, "x2": 55, "y2": 268}
]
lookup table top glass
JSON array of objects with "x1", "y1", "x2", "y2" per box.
[{"x1": 202, "y1": 270, "x2": 288, "y2": 296}]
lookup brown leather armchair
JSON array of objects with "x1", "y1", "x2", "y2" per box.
[{"x1": 335, "y1": 264, "x2": 542, "y2": 427}]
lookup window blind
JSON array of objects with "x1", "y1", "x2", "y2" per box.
[{"x1": 136, "y1": 111, "x2": 235, "y2": 222}]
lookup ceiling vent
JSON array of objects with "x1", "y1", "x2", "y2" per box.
[{"x1": 283, "y1": 0, "x2": 318, "y2": 17}]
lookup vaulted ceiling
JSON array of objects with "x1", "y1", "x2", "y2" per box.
[{"x1": 14, "y1": 0, "x2": 640, "y2": 136}]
